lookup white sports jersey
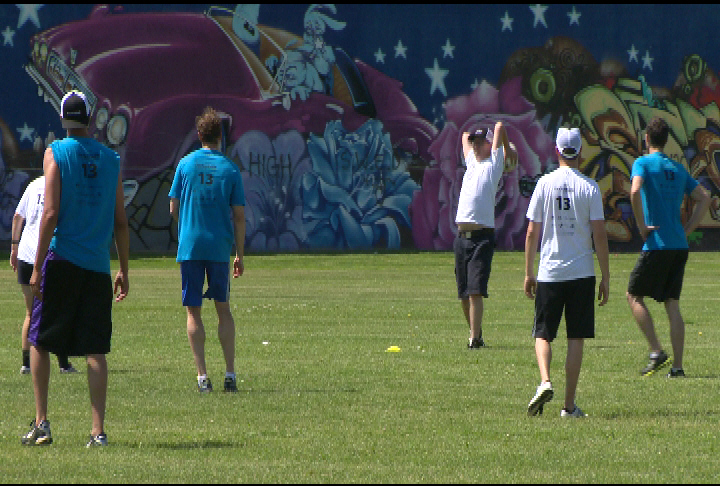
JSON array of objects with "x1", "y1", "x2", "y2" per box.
[
  {"x1": 526, "y1": 167, "x2": 604, "y2": 282},
  {"x1": 455, "y1": 146, "x2": 505, "y2": 228},
  {"x1": 14, "y1": 176, "x2": 45, "y2": 265}
]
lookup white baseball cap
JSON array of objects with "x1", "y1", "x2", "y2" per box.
[{"x1": 556, "y1": 127, "x2": 582, "y2": 158}]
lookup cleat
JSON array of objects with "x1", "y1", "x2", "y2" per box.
[
  {"x1": 527, "y1": 381, "x2": 553, "y2": 417},
  {"x1": 86, "y1": 433, "x2": 108, "y2": 447},
  {"x1": 21, "y1": 420, "x2": 53, "y2": 446},
  {"x1": 640, "y1": 350, "x2": 669, "y2": 376},
  {"x1": 467, "y1": 337, "x2": 485, "y2": 349},
  {"x1": 224, "y1": 375, "x2": 238, "y2": 393},
  {"x1": 197, "y1": 377, "x2": 213, "y2": 393},
  {"x1": 667, "y1": 368, "x2": 685, "y2": 378},
  {"x1": 561, "y1": 405, "x2": 587, "y2": 418}
]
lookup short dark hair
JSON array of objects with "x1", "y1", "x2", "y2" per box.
[
  {"x1": 196, "y1": 106, "x2": 222, "y2": 144},
  {"x1": 645, "y1": 117, "x2": 669, "y2": 149}
]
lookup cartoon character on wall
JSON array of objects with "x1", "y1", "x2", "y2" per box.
[{"x1": 299, "y1": 4, "x2": 346, "y2": 95}]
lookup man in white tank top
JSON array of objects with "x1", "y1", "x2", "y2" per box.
[
  {"x1": 454, "y1": 121, "x2": 516, "y2": 349},
  {"x1": 524, "y1": 127, "x2": 610, "y2": 418}
]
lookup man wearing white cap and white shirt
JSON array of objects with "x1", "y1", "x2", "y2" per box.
[
  {"x1": 455, "y1": 121, "x2": 516, "y2": 349},
  {"x1": 523, "y1": 127, "x2": 610, "y2": 418}
]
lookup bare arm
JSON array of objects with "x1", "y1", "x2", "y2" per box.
[
  {"x1": 169, "y1": 197, "x2": 179, "y2": 222},
  {"x1": 29, "y1": 148, "x2": 61, "y2": 300},
  {"x1": 492, "y1": 121, "x2": 509, "y2": 155},
  {"x1": 461, "y1": 131, "x2": 472, "y2": 161},
  {"x1": 684, "y1": 184, "x2": 711, "y2": 236},
  {"x1": 232, "y1": 205, "x2": 245, "y2": 278},
  {"x1": 10, "y1": 213, "x2": 24, "y2": 272},
  {"x1": 524, "y1": 220, "x2": 541, "y2": 299},
  {"x1": 630, "y1": 175, "x2": 657, "y2": 240},
  {"x1": 590, "y1": 219, "x2": 610, "y2": 306},
  {"x1": 113, "y1": 172, "x2": 130, "y2": 302}
]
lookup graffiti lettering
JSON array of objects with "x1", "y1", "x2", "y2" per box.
[{"x1": 243, "y1": 152, "x2": 293, "y2": 180}]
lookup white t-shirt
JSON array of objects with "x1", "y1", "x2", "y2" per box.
[
  {"x1": 526, "y1": 166, "x2": 604, "y2": 282},
  {"x1": 15, "y1": 176, "x2": 45, "y2": 264},
  {"x1": 455, "y1": 146, "x2": 505, "y2": 228}
]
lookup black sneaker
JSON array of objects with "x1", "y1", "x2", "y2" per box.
[
  {"x1": 197, "y1": 377, "x2": 213, "y2": 393},
  {"x1": 640, "y1": 350, "x2": 670, "y2": 376},
  {"x1": 224, "y1": 375, "x2": 238, "y2": 393},
  {"x1": 86, "y1": 433, "x2": 108, "y2": 447},
  {"x1": 21, "y1": 419, "x2": 52, "y2": 446},
  {"x1": 667, "y1": 368, "x2": 685, "y2": 378},
  {"x1": 467, "y1": 337, "x2": 485, "y2": 349}
]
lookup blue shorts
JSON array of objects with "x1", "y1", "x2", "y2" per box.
[{"x1": 180, "y1": 260, "x2": 231, "y2": 307}]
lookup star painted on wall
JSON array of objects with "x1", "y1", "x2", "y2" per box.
[
  {"x1": 2, "y1": 26, "x2": 15, "y2": 46},
  {"x1": 567, "y1": 6, "x2": 581, "y2": 25},
  {"x1": 374, "y1": 47, "x2": 386, "y2": 64},
  {"x1": 425, "y1": 58, "x2": 448, "y2": 97},
  {"x1": 16, "y1": 4, "x2": 43, "y2": 30},
  {"x1": 394, "y1": 39, "x2": 407, "y2": 59},
  {"x1": 642, "y1": 50, "x2": 654, "y2": 71},
  {"x1": 530, "y1": 4, "x2": 548, "y2": 28},
  {"x1": 441, "y1": 38, "x2": 455, "y2": 58},
  {"x1": 500, "y1": 11, "x2": 514, "y2": 32},
  {"x1": 471, "y1": 78, "x2": 479, "y2": 90},
  {"x1": 17, "y1": 122, "x2": 34, "y2": 142},
  {"x1": 627, "y1": 44, "x2": 639, "y2": 63}
]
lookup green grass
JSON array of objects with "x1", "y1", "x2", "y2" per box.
[{"x1": 0, "y1": 251, "x2": 719, "y2": 483}]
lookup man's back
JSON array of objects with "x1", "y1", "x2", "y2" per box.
[
  {"x1": 527, "y1": 166, "x2": 604, "y2": 282},
  {"x1": 170, "y1": 148, "x2": 245, "y2": 262},
  {"x1": 632, "y1": 152, "x2": 698, "y2": 250},
  {"x1": 49, "y1": 136, "x2": 120, "y2": 274}
]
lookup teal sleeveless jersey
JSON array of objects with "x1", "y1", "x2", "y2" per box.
[
  {"x1": 631, "y1": 152, "x2": 699, "y2": 250},
  {"x1": 169, "y1": 148, "x2": 245, "y2": 262},
  {"x1": 49, "y1": 137, "x2": 120, "y2": 274}
]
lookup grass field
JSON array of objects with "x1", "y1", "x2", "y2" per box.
[{"x1": 0, "y1": 251, "x2": 718, "y2": 483}]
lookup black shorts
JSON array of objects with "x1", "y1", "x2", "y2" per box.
[
  {"x1": 454, "y1": 229, "x2": 495, "y2": 299},
  {"x1": 17, "y1": 260, "x2": 33, "y2": 285},
  {"x1": 627, "y1": 250, "x2": 688, "y2": 302},
  {"x1": 29, "y1": 251, "x2": 113, "y2": 356},
  {"x1": 532, "y1": 276, "x2": 596, "y2": 342}
]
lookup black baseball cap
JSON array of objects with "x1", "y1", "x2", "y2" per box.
[{"x1": 60, "y1": 90, "x2": 90, "y2": 129}]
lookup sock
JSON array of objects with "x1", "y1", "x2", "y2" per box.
[
  {"x1": 671, "y1": 367, "x2": 683, "y2": 372},
  {"x1": 22, "y1": 350, "x2": 30, "y2": 368},
  {"x1": 57, "y1": 354, "x2": 70, "y2": 369},
  {"x1": 225, "y1": 372, "x2": 236, "y2": 380},
  {"x1": 197, "y1": 374, "x2": 208, "y2": 384},
  {"x1": 649, "y1": 351, "x2": 662, "y2": 359}
]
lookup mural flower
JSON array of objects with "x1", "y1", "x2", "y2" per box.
[
  {"x1": 302, "y1": 119, "x2": 419, "y2": 249},
  {"x1": 229, "y1": 130, "x2": 311, "y2": 251},
  {"x1": 411, "y1": 76, "x2": 555, "y2": 250}
]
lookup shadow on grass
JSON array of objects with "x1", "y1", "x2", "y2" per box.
[
  {"x1": 601, "y1": 407, "x2": 720, "y2": 419},
  {"x1": 238, "y1": 388, "x2": 360, "y2": 394},
  {"x1": 118, "y1": 440, "x2": 240, "y2": 450}
]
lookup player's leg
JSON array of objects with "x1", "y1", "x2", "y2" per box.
[
  {"x1": 627, "y1": 293, "x2": 661, "y2": 351},
  {"x1": 468, "y1": 294, "x2": 483, "y2": 342},
  {"x1": 206, "y1": 261, "x2": 237, "y2": 391},
  {"x1": 215, "y1": 301, "x2": 235, "y2": 374},
  {"x1": 466, "y1": 234, "x2": 494, "y2": 346},
  {"x1": 563, "y1": 277, "x2": 595, "y2": 414},
  {"x1": 664, "y1": 299, "x2": 684, "y2": 370},
  {"x1": 186, "y1": 306, "x2": 207, "y2": 377},
  {"x1": 30, "y1": 346, "x2": 51, "y2": 424},
  {"x1": 181, "y1": 261, "x2": 208, "y2": 379},
  {"x1": 528, "y1": 281, "x2": 561, "y2": 416},
  {"x1": 20, "y1": 283, "x2": 33, "y2": 372},
  {"x1": 86, "y1": 354, "x2": 107, "y2": 437}
]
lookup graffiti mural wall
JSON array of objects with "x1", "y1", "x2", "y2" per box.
[{"x1": 2, "y1": 4, "x2": 720, "y2": 253}]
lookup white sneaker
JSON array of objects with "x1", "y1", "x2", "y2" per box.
[
  {"x1": 20, "y1": 365, "x2": 31, "y2": 375},
  {"x1": 560, "y1": 405, "x2": 587, "y2": 417},
  {"x1": 527, "y1": 381, "x2": 553, "y2": 416}
]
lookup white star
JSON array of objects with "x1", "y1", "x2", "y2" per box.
[
  {"x1": 17, "y1": 122, "x2": 34, "y2": 142},
  {"x1": 394, "y1": 40, "x2": 407, "y2": 59},
  {"x1": 567, "y1": 6, "x2": 581, "y2": 26},
  {"x1": 441, "y1": 38, "x2": 455, "y2": 59},
  {"x1": 642, "y1": 50, "x2": 654, "y2": 71},
  {"x1": 374, "y1": 48, "x2": 386, "y2": 64},
  {"x1": 425, "y1": 58, "x2": 448, "y2": 97},
  {"x1": 627, "y1": 44, "x2": 639, "y2": 63},
  {"x1": 471, "y1": 78, "x2": 479, "y2": 90},
  {"x1": 16, "y1": 4, "x2": 43, "y2": 30},
  {"x1": 530, "y1": 4, "x2": 548, "y2": 28},
  {"x1": 500, "y1": 11, "x2": 514, "y2": 32},
  {"x1": 2, "y1": 26, "x2": 15, "y2": 46}
]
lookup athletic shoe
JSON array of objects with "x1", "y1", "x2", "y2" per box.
[
  {"x1": 86, "y1": 433, "x2": 108, "y2": 447},
  {"x1": 197, "y1": 377, "x2": 213, "y2": 393},
  {"x1": 224, "y1": 375, "x2": 238, "y2": 393},
  {"x1": 21, "y1": 420, "x2": 53, "y2": 446},
  {"x1": 527, "y1": 381, "x2": 553, "y2": 417},
  {"x1": 20, "y1": 365, "x2": 31, "y2": 375},
  {"x1": 667, "y1": 368, "x2": 685, "y2": 378},
  {"x1": 467, "y1": 337, "x2": 485, "y2": 349},
  {"x1": 561, "y1": 405, "x2": 587, "y2": 418},
  {"x1": 60, "y1": 364, "x2": 78, "y2": 373},
  {"x1": 640, "y1": 350, "x2": 670, "y2": 376}
]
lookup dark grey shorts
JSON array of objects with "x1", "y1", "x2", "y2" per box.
[
  {"x1": 454, "y1": 229, "x2": 495, "y2": 299},
  {"x1": 17, "y1": 260, "x2": 33, "y2": 285},
  {"x1": 29, "y1": 251, "x2": 113, "y2": 356},
  {"x1": 627, "y1": 250, "x2": 688, "y2": 302},
  {"x1": 532, "y1": 276, "x2": 596, "y2": 342}
]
